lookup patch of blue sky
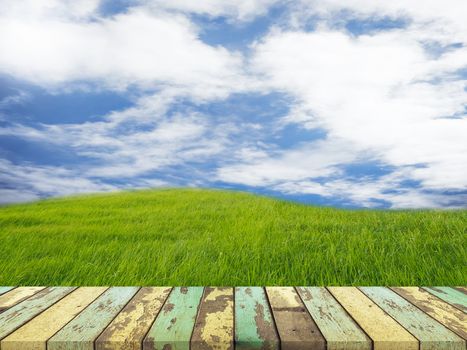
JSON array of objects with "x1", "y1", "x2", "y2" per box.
[
  {"x1": 340, "y1": 161, "x2": 395, "y2": 179},
  {"x1": 195, "y1": 5, "x2": 287, "y2": 50},
  {"x1": 98, "y1": 0, "x2": 134, "y2": 17},
  {"x1": 0, "y1": 77, "x2": 133, "y2": 125},
  {"x1": 343, "y1": 15, "x2": 410, "y2": 36}
]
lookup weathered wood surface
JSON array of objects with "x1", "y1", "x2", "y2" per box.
[
  {"x1": 360, "y1": 287, "x2": 465, "y2": 350},
  {"x1": 0, "y1": 287, "x2": 75, "y2": 340},
  {"x1": 0, "y1": 286, "x2": 465, "y2": 350},
  {"x1": 0, "y1": 287, "x2": 45, "y2": 312},
  {"x1": 392, "y1": 287, "x2": 467, "y2": 339},
  {"x1": 1, "y1": 287, "x2": 107, "y2": 350},
  {"x1": 235, "y1": 287, "x2": 279, "y2": 350},
  {"x1": 96, "y1": 287, "x2": 171, "y2": 350},
  {"x1": 143, "y1": 287, "x2": 204, "y2": 350},
  {"x1": 0, "y1": 287, "x2": 15, "y2": 297},
  {"x1": 424, "y1": 287, "x2": 467, "y2": 313},
  {"x1": 47, "y1": 287, "x2": 139, "y2": 350},
  {"x1": 327, "y1": 287, "x2": 418, "y2": 350},
  {"x1": 266, "y1": 287, "x2": 326, "y2": 350},
  {"x1": 297, "y1": 287, "x2": 371, "y2": 350},
  {"x1": 191, "y1": 287, "x2": 234, "y2": 350}
]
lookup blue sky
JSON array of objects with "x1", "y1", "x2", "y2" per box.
[{"x1": 0, "y1": 0, "x2": 466, "y2": 208}]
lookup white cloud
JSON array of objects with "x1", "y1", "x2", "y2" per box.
[
  {"x1": 0, "y1": 3, "x2": 247, "y2": 98},
  {"x1": 137, "y1": 0, "x2": 280, "y2": 22}
]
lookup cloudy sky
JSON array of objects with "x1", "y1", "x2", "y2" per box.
[{"x1": 0, "y1": 0, "x2": 466, "y2": 208}]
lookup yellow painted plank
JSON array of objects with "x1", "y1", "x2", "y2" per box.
[
  {"x1": 1, "y1": 287, "x2": 108, "y2": 350},
  {"x1": 191, "y1": 287, "x2": 234, "y2": 350},
  {"x1": 0, "y1": 287, "x2": 45, "y2": 312},
  {"x1": 392, "y1": 287, "x2": 467, "y2": 339},
  {"x1": 328, "y1": 287, "x2": 418, "y2": 350},
  {"x1": 96, "y1": 287, "x2": 171, "y2": 350}
]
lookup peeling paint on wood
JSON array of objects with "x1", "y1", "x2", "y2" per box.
[
  {"x1": 235, "y1": 287, "x2": 279, "y2": 350},
  {"x1": 0, "y1": 288, "x2": 15, "y2": 297},
  {"x1": 96, "y1": 287, "x2": 172, "y2": 350},
  {"x1": 392, "y1": 287, "x2": 467, "y2": 340},
  {"x1": 0, "y1": 287, "x2": 75, "y2": 340},
  {"x1": 423, "y1": 287, "x2": 467, "y2": 313},
  {"x1": 328, "y1": 287, "x2": 418, "y2": 350},
  {"x1": 143, "y1": 287, "x2": 204, "y2": 350},
  {"x1": 47, "y1": 287, "x2": 139, "y2": 350},
  {"x1": 266, "y1": 287, "x2": 325, "y2": 350},
  {"x1": 0, "y1": 287, "x2": 45, "y2": 312},
  {"x1": 191, "y1": 287, "x2": 234, "y2": 350},
  {"x1": 1, "y1": 287, "x2": 108, "y2": 350},
  {"x1": 297, "y1": 287, "x2": 371, "y2": 350},
  {"x1": 360, "y1": 287, "x2": 465, "y2": 350}
]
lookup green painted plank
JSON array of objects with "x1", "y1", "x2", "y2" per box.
[
  {"x1": 0, "y1": 287, "x2": 75, "y2": 340},
  {"x1": 47, "y1": 287, "x2": 139, "y2": 350},
  {"x1": 297, "y1": 287, "x2": 371, "y2": 350},
  {"x1": 0, "y1": 287, "x2": 15, "y2": 297},
  {"x1": 143, "y1": 287, "x2": 204, "y2": 350},
  {"x1": 360, "y1": 287, "x2": 465, "y2": 350},
  {"x1": 235, "y1": 287, "x2": 279, "y2": 350},
  {"x1": 423, "y1": 287, "x2": 467, "y2": 313}
]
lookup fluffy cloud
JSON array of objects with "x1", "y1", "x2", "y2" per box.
[{"x1": 0, "y1": 2, "x2": 247, "y2": 99}]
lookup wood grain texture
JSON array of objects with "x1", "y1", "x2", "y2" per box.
[
  {"x1": 360, "y1": 287, "x2": 465, "y2": 350},
  {"x1": 454, "y1": 287, "x2": 467, "y2": 295},
  {"x1": 328, "y1": 287, "x2": 418, "y2": 350},
  {"x1": 297, "y1": 287, "x2": 371, "y2": 350},
  {"x1": 0, "y1": 288, "x2": 15, "y2": 297},
  {"x1": 191, "y1": 287, "x2": 234, "y2": 350},
  {"x1": 0, "y1": 287, "x2": 45, "y2": 312},
  {"x1": 96, "y1": 287, "x2": 172, "y2": 350},
  {"x1": 143, "y1": 287, "x2": 204, "y2": 350},
  {"x1": 0, "y1": 287, "x2": 75, "y2": 340},
  {"x1": 265, "y1": 287, "x2": 325, "y2": 350},
  {"x1": 423, "y1": 287, "x2": 467, "y2": 313},
  {"x1": 47, "y1": 287, "x2": 139, "y2": 350},
  {"x1": 392, "y1": 287, "x2": 467, "y2": 339},
  {"x1": 235, "y1": 287, "x2": 279, "y2": 350},
  {"x1": 1, "y1": 287, "x2": 108, "y2": 350}
]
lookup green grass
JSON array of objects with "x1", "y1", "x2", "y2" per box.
[{"x1": 0, "y1": 188, "x2": 465, "y2": 286}]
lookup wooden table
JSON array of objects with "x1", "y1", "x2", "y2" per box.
[{"x1": 0, "y1": 286, "x2": 465, "y2": 349}]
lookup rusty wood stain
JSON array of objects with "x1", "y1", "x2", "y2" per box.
[
  {"x1": 95, "y1": 287, "x2": 172, "y2": 350},
  {"x1": 0, "y1": 287, "x2": 76, "y2": 340},
  {"x1": 235, "y1": 287, "x2": 279, "y2": 350},
  {"x1": 143, "y1": 287, "x2": 204, "y2": 350},
  {"x1": 422, "y1": 287, "x2": 467, "y2": 313},
  {"x1": 0, "y1": 287, "x2": 46, "y2": 312},
  {"x1": 266, "y1": 287, "x2": 326, "y2": 350},
  {"x1": 360, "y1": 287, "x2": 465, "y2": 350},
  {"x1": 392, "y1": 287, "x2": 467, "y2": 339},
  {"x1": 47, "y1": 287, "x2": 139, "y2": 350},
  {"x1": 297, "y1": 287, "x2": 371, "y2": 350},
  {"x1": 191, "y1": 287, "x2": 234, "y2": 350}
]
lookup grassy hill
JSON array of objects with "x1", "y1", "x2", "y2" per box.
[{"x1": 0, "y1": 188, "x2": 465, "y2": 286}]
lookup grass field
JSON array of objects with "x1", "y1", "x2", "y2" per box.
[{"x1": 0, "y1": 188, "x2": 465, "y2": 286}]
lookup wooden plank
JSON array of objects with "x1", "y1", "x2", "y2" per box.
[
  {"x1": 392, "y1": 287, "x2": 467, "y2": 339},
  {"x1": 96, "y1": 287, "x2": 172, "y2": 350},
  {"x1": 423, "y1": 287, "x2": 467, "y2": 312},
  {"x1": 0, "y1": 287, "x2": 45, "y2": 312},
  {"x1": 47, "y1": 287, "x2": 139, "y2": 350},
  {"x1": 1, "y1": 287, "x2": 108, "y2": 350},
  {"x1": 454, "y1": 287, "x2": 467, "y2": 295},
  {"x1": 0, "y1": 287, "x2": 75, "y2": 340},
  {"x1": 191, "y1": 287, "x2": 234, "y2": 350},
  {"x1": 297, "y1": 287, "x2": 371, "y2": 350},
  {"x1": 328, "y1": 287, "x2": 418, "y2": 350},
  {"x1": 265, "y1": 287, "x2": 325, "y2": 350},
  {"x1": 143, "y1": 287, "x2": 204, "y2": 350},
  {"x1": 0, "y1": 288, "x2": 15, "y2": 297},
  {"x1": 360, "y1": 287, "x2": 465, "y2": 350},
  {"x1": 235, "y1": 287, "x2": 279, "y2": 350}
]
